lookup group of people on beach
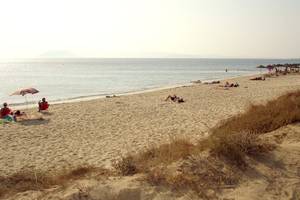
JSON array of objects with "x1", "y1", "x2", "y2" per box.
[
  {"x1": 0, "y1": 103, "x2": 29, "y2": 122},
  {"x1": 0, "y1": 98, "x2": 49, "y2": 122},
  {"x1": 165, "y1": 80, "x2": 240, "y2": 103}
]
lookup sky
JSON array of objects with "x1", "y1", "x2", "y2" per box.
[{"x1": 0, "y1": 0, "x2": 299, "y2": 59}]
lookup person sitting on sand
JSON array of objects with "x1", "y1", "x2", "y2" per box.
[
  {"x1": 0, "y1": 103, "x2": 12, "y2": 118},
  {"x1": 38, "y1": 98, "x2": 49, "y2": 112}
]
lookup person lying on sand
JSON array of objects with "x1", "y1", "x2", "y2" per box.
[
  {"x1": 38, "y1": 98, "x2": 49, "y2": 112},
  {"x1": 14, "y1": 111, "x2": 44, "y2": 122},
  {"x1": 13, "y1": 110, "x2": 28, "y2": 122},
  {"x1": 165, "y1": 95, "x2": 185, "y2": 103},
  {"x1": 106, "y1": 95, "x2": 118, "y2": 98},
  {"x1": 250, "y1": 76, "x2": 265, "y2": 81},
  {"x1": 233, "y1": 82, "x2": 239, "y2": 87},
  {"x1": 220, "y1": 82, "x2": 239, "y2": 88},
  {"x1": 165, "y1": 94, "x2": 177, "y2": 101}
]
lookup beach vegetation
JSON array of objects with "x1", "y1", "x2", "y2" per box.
[
  {"x1": 114, "y1": 90, "x2": 300, "y2": 195},
  {"x1": 0, "y1": 166, "x2": 109, "y2": 198}
]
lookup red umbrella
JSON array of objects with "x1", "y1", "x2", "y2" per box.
[{"x1": 11, "y1": 88, "x2": 39, "y2": 96}]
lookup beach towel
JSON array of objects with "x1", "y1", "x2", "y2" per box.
[
  {"x1": 3, "y1": 115, "x2": 14, "y2": 122},
  {"x1": 0, "y1": 115, "x2": 14, "y2": 123}
]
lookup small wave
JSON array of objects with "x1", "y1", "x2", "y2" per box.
[{"x1": 9, "y1": 101, "x2": 38, "y2": 107}]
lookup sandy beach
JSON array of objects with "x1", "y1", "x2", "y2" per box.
[{"x1": 1, "y1": 74, "x2": 300, "y2": 177}]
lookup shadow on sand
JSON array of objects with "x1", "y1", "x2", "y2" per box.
[
  {"x1": 40, "y1": 112, "x2": 53, "y2": 116},
  {"x1": 19, "y1": 119, "x2": 50, "y2": 126}
]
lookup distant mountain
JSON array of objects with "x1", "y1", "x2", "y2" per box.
[{"x1": 38, "y1": 50, "x2": 77, "y2": 58}]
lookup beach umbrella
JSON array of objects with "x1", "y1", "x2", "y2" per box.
[
  {"x1": 10, "y1": 88, "x2": 39, "y2": 107},
  {"x1": 11, "y1": 88, "x2": 39, "y2": 96}
]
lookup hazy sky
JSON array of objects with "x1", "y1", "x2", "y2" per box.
[{"x1": 0, "y1": 0, "x2": 299, "y2": 58}]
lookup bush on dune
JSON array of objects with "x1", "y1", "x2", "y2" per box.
[
  {"x1": 207, "y1": 131, "x2": 276, "y2": 166},
  {"x1": 212, "y1": 90, "x2": 300, "y2": 135},
  {"x1": 0, "y1": 171, "x2": 57, "y2": 198},
  {"x1": 146, "y1": 153, "x2": 239, "y2": 196},
  {"x1": 113, "y1": 139, "x2": 197, "y2": 176},
  {"x1": 114, "y1": 90, "x2": 300, "y2": 193},
  {"x1": 0, "y1": 166, "x2": 108, "y2": 199},
  {"x1": 207, "y1": 90, "x2": 300, "y2": 166}
]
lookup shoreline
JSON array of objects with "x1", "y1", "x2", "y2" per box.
[{"x1": 11, "y1": 71, "x2": 262, "y2": 110}]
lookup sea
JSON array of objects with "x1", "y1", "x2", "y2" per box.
[{"x1": 0, "y1": 58, "x2": 299, "y2": 107}]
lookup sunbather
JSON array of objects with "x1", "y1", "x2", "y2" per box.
[
  {"x1": 13, "y1": 110, "x2": 28, "y2": 122},
  {"x1": 221, "y1": 82, "x2": 239, "y2": 88},
  {"x1": 165, "y1": 95, "x2": 185, "y2": 103},
  {"x1": 225, "y1": 81, "x2": 231, "y2": 87},
  {"x1": 177, "y1": 97, "x2": 185, "y2": 103},
  {"x1": 233, "y1": 82, "x2": 239, "y2": 87},
  {"x1": 165, "y1": 94, "x2": 178, "y2": 101}
]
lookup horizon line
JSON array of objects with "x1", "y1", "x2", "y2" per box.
[{"x1": 1, "y1": 57, "x2": 300, "y2": 60}]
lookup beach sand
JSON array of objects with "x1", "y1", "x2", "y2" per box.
[{"x1": 1, "y1": 74, "x2": 300, "y2": 177}]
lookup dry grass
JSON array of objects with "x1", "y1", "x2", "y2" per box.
[
  {"x1": 114, "y1": 90, "x2": 300, "y2": 195},
  {"x1": 0, "y1": 171, "x2": 55, "y2": 198},
  {"x1": 113, "y1": 139, "x2": 198, "y2": 176},
  {"x1": 146, "y1": 155, "x2": 239, "y2": 198},
  {"x1": 206, "y1": 90, "x2": 300, "y2": 166},
  {"x1": 0, "y1": 166, "x2": 111, "y2": 199},
  {"x1": 58, "y1": 166, "x2": 97, "y2": 180},
  {"x1": 212, "y1": 90, "x2": 300, "y2": 135},
  {"x1": 206, "y1": 132, "x2": 276, "y2": 166},
  {"x1": 113, "y1": 155, "x2": 138, "y2": 176}
]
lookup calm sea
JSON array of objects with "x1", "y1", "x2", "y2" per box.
[{"x1": 0, "y1": 58, "x2": 299, "y2": 106}]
